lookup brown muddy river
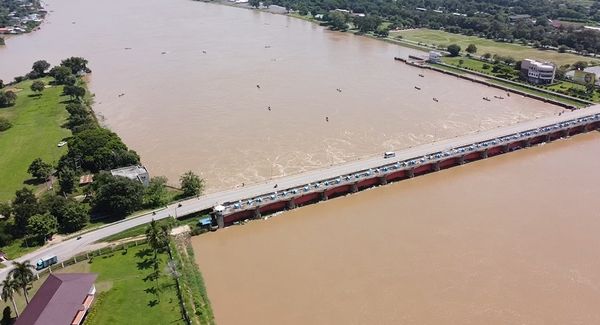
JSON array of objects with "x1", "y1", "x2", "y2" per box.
[
  {"x1": 0, "y1": 0, "x2": 561, "y2": 191},
  {"x1": 193, "y1": 132, "x2": 600, "y2": 324}
]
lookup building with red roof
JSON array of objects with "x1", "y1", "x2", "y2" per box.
[{"x1": 15, "y1": 273, "x2": 97, "y2": 325}]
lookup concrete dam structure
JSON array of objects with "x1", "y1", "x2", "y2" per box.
[{"x1": 213, "y1": 105, "x2": 600, "y2": 228}]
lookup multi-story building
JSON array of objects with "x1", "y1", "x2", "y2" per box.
[{"x1": 520, "y1": 59, "x2": 556, "y2": 85}]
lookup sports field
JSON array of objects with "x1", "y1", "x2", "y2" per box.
[{"x1": 393, "y1": 29, "x2": 595, "y2": 66}]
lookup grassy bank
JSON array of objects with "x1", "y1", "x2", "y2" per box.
[
  {"x1": 98, "y1": 214, "x2": 205, "y2": 243},
  {"x1": 1, "y1": 244, "x2": 184, "y2": 325},
  {"x1": 393, "y1": 28, "x2": 595, "y2": 66},
  {"x1": 0, "y1": 78, "x2": 70, "y2": 201},
  {"x1": 172, "y1": 238, "x2": 214, "y2": 325}
]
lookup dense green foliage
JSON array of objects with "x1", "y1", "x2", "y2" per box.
[
  {"x1": 89, "y1": 173, "x2": 144, "y2": 217},
  {"x1": 180, "y1": 171, "x2": 204, "y2": 198},
  {"x1": 27, "y1": 158, "x2": 52, "y2": 181},
  {"x1": 60, "y1": 128, "x2": 139, "y2": 172},
  {"x1": 144, "y1": 176, "x2": 169, "y2": 208},
  {"x1": 0, "y1": 90, "x2": 16, "y2": 107},
  {"x1": 26, "y1": 212, "x2": 57, "y2": 244},
  {"x1": 276, "y1": 0, "x2": 600, "y2": 54},
  {"x1": 0, "y1": 117, "x2": 11, "y2": 132}
]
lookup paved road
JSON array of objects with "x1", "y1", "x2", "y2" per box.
[{"x1": 1, "y1": 104, "x2": 599, "y2": 281}]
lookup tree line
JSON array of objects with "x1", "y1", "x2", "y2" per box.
[{"x1": 266, "y1": 0, "x2": 600, "y2": 55}]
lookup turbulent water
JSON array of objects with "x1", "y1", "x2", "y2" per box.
[
  {"x1": 0, "y1": 0, "x2": 560, "y2": 191},
  {"x1": 193, "y1": 132, "x2": 600, "y2": 325}
]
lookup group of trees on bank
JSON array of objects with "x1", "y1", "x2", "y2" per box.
[
  {"x1": 1, "y1": 58, "x2": 207, "y2": 256},
  {"x1": 271, "y1": 0, "x2": 600, "y2": 55},
  {"x1": 0, "y1": 189, "x2": 89, "y2": 246}
]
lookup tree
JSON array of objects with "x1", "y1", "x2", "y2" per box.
[
  {"x1": 0, "y1": 90, "x2": 17, "y2": 107},
  {"x1": 573, "y1": 61, "x2": 588, "y2": 71},
  {"x1": 179, "y1": 171, "x2": 204, "y2": 197},
  {"x1": 466, "y1": 44, "x2": 477, "y2": 54},
  {"x1": 12, "y1": 188, "x2": 40, "y2": 237},
  {"x1": 31, "y1": 60, "x2": 51, "y2": 76},
  {"x1": 8, "y1": 261, "x2": 35, "y2": 304},
  {"x1": 0, "y1": 79, "x2": 4, "y2": 89},
  {"x1": 30, "y1": 80, "x2": 45, "y2": 95},
  {"x1": 327, "y1": 11, "x2": 348, "y2": 31},
  {"x1": 0, "y1": 203, "x2": 11, "y2": 219},
  {"x1": 1, "y1": 278, "x2": 20, "y2": 317},
  {"x1": 63, "y1": 128, "x2": 139, "y2": 172},
  {"x1": 49, "y1": 66, "x2": 73, "y2": 85},
  {"x1": 354, "y1": 15, "x2": 381, "y2": 33},
  {"x1": 63, "y1": 85, "x2": 86, "y2": 100},
  {"x1": 0, "y1": 117, "x2": 11, "y2": 132},
  {"x1": 146, "y1": 219, "x2": 171, "y2": 254},
  {"x1": 249, "y1": 0, "x2": 260, "y2": 8},
  {"x1": 482, "y1": 53, "x2": 492, "y2": 60},
  {"x1": 26, "y1": 212, "x2": 58, "y2": 243},
  {"x1": 58, "y1": 202, "x2": 89, "y2": 233},
  {"x1": 27, "y1": 158, "x2": 52, "y2": 181},
  {"x1": 60, "y1": 57, "x2": 90, "y2": 75},
  {"x1": 447, "y1": 44, "x2": 461, "y2": 57},
  {"x1": 58, "y1": 167, "x2": 77, "y2": 195},
  {"x1": 145, "y1": 176, "x2": 169, "y2": 208},
  {"x1": 91, "y1": 173, "x2": 144, "y2": 217}
]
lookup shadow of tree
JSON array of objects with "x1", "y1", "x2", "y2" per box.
[
  {"x1": 23, "y1": 178, "x2": 45, "y2": 186},
  {"x1": 136, "y1": 258, "x2": 153, "y2": 271},
  {"x1": 147, "y1": 299, "x2": 159, "y2": 307},
  {"x1": 1, "y1": 307, "x2": 13, "y2": 325},
  {"x1": 135, "y1": 248, "x2": 153, "y2": 259},
  {"x1": 144, "y1": 286, "x2": 157, "y2": 295}
]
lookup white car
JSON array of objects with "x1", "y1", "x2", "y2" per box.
[{"x1": 57, "y1": 141, "x2": 67, "y2": 147}]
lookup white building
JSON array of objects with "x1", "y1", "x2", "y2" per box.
[
  {"x1": 110, "y1": 165, "x2": 150, "y2": 186},
  {"x1": 428, "y1": 51, "x2": 442, "y2": 63},
  {"x1": 520, "y1": 59, "x2": 556, "y2": 84}
]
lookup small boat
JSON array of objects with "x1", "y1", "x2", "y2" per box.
[{"x1": 414, "y1": 86, "x2": 421, "y2": 90}]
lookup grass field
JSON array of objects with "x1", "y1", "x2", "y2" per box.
[
  {"x1": 393, "y1": 29, "x2": 596, "y2": 66},
  {"x1": 0, "y1": 78, "x2": 70, "y2": 202},
  {"x1": 1, "y1": 244, "x2": 184, "y2": 324}
]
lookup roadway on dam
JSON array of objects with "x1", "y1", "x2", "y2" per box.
[{"x1": 1, "y1": 104, "x2": 599, "y2": 280}]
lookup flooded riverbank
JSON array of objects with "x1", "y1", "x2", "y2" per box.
[
  {"x1": 0, "y1": 0, "x2": 561, "y2": 191},
  {"x1": 193, "y1": 132, "x2": 600, "y2": 324}
]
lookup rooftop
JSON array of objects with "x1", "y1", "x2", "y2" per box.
[{"x1": 16, "y1": 273, "x2": 97, "y2": 325}]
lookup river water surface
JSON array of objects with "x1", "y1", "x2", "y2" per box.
[
  {"x1": 193, "y1": 132, "x2": 600, "y2": 324},
  {"x1": 0, "y1": 0, "x2": 561, "y2": 190}
]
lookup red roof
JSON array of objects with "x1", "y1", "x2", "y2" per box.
[{"x1": 15, "y1": 273, "x2": 97, "y2": 325}]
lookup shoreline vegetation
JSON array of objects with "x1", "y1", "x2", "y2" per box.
[
  {"x1": 0, "y1": 58, "x2": 206, "y2": 260},
  {"x1": 201, "y1": 0, "x2": 599, "y2": 108}
]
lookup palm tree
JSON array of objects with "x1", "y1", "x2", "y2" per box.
[
  {"x1": 9, "y1": 261, "x2": 35, "y2": 304},
  {"x1": 1, "y1": 277, "x2": 20, "y2": 317}
]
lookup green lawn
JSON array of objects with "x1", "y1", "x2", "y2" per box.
[
  {"x1": 1, "y1": 244, "x2": 184, "y2": 325},
  {"x1": 488, "y1": 79, "x2": 586, "y2": 107},
  {"x1": 393, "y1": 28, "x2": 596, "y2": 66},
  {"x1": 0, "y1": 78, "x2": 70, "y2": 202}
]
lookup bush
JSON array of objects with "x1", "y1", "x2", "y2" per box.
[{"x1": 0, "y1": 117, "x2": 11, "y2": 132}]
